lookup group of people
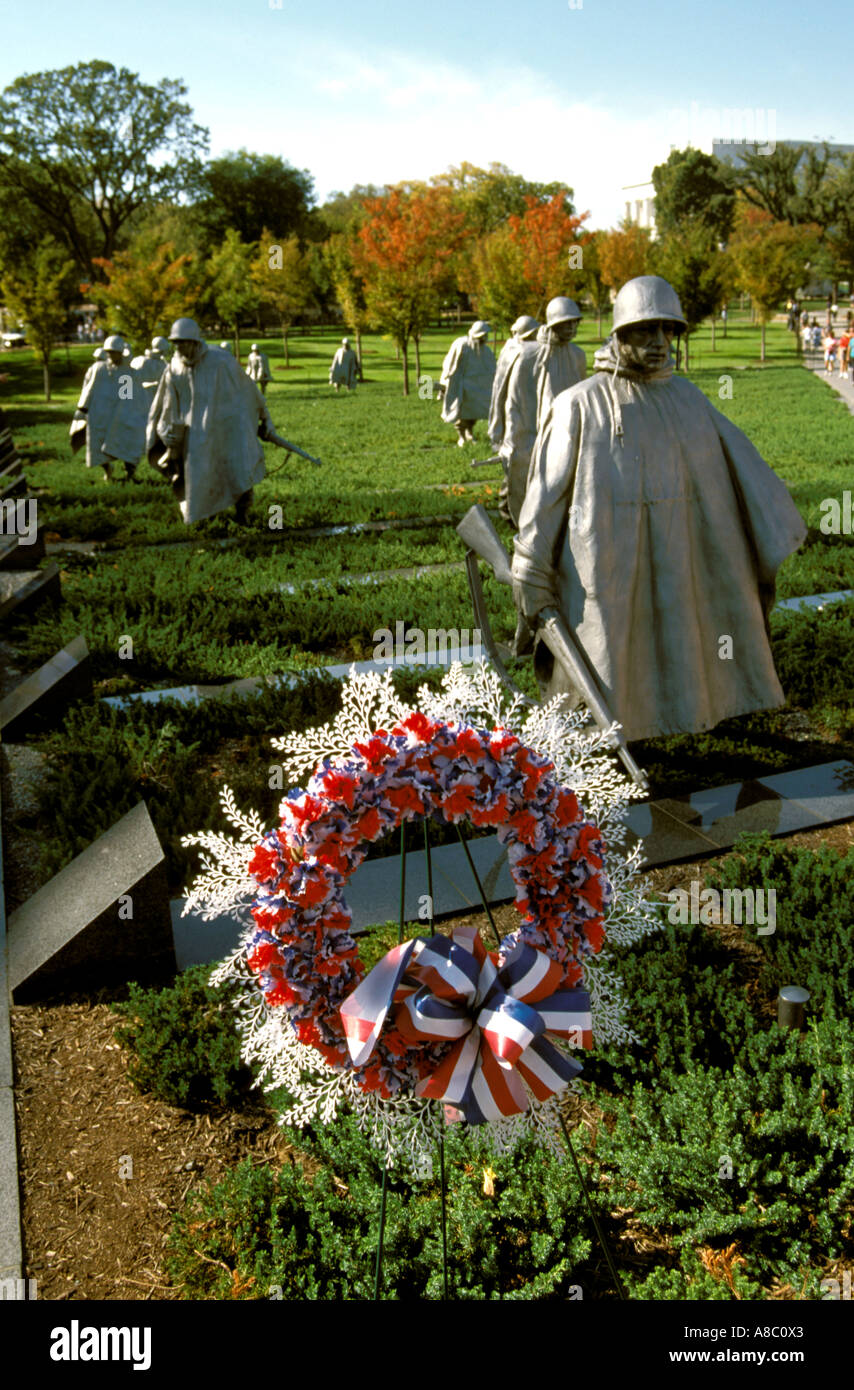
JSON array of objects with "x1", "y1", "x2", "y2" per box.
[
  {"x1": 821, "y1": 326, "x2": 852, "y2": 377},
  {"x1": 71, "y1": 335, "x2": 171, "y2": 482},
  {"x1": 71, "y1": 321, "x2": 298, "y2": 525},
  {"x1": 437, "y1": 294, "x2": 588, "y2": 525},
  {"x1": 444, "y1": 275, "x2": 806, "y2": 748},
  {"x1": 66, "y1": 285, "x2": 808, "y2": 755}
]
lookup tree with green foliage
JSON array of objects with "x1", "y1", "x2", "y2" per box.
[
  {"x1": 598, "y1": 220, "x2": 654, "y2": 296},
  {"x1": 90, "y1": 242, "x2": 200, "y2": 348},
  {"x1": 652, "y1": 147, "x2": 736, "y2": 242},
  {"x1": 431, "y1": 161, "x2": 575, "y2": 235},
  {"x1": 251, "y1": 230, "x2": 314, "y2": 368},
  {"x1": 822, "y1": 151, "x2": 854, "y2": 283},
  {"x1": 576, "y1": 229, "x2": 611, "y2": 337},
  {"x1": 193, "y1": 150, "x2": 314, "y2": 250},
  {"x1": 729, "y1": 203, "x2": 820, "y2": 360},
  {"x1": 1, "y1": 239, "x2": 78, "y2": 400},
  {"x1": 322, "y1": 232, "x2": 369, "y2": 374},
  {"x1": 465, "y1": 224, "x2": 531, "y2": 330},
  {"x1": 208, "y1": 229, "x2": 257, "y2": 360},
  {"x1": 732, "y1": 141, "x2": 834, "y2": 227},
  {"x1": 653, "y1": 221, "x2": 732, "y2": 369},
  {"x1": 317, "y1": 184, "x2": 383, "y2": 237},
  {"x1": 0, "y1": 61, "x2": 208, "y2": 276}
]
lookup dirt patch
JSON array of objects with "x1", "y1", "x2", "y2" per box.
[{"x1": 11, "y1": 998, "x2": 294, "y2": 1301}]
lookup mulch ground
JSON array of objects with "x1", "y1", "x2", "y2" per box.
[
  {"x1": 10, "y1": 999, "x2": 295, "y2": 1301},
  {"x1": 10, "y1": 819, "x2": 853, "y2": 1301}
]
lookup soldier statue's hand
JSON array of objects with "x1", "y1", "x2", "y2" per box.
[
  {"x1": 73, "y1": 408, "x2": 87, "y2": 420},
  {"x1": 512, "y1": 575, "x2": 555, "y2": 623}
]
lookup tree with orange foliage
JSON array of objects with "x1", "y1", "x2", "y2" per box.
[
  {"x1": 598, "y1": 221, "x2": 654, "y2": 297},
  {"x1": 505, "y1": 194, "x2": 589, "y2": 319},
  {"x1": 351, "y1": 186, "x2": 467, "y2": 395}
]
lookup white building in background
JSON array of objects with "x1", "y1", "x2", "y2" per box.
[{"x1": 621, "y1": 180, "x2": 656, "y2": 230}]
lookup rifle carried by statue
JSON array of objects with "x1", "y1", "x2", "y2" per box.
[{"x1": 456, "y1": 503, "x2": 649, "y2": 793}]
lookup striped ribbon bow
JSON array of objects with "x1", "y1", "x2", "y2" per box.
[{"x1": 340, "y1": 926, "x2": 592, "y2": 1125}]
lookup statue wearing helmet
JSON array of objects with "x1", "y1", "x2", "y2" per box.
[
  {"x1": 329, "y1": 337, "x2": 359, "y2": 392},
  {"x1": 510, "y1": 275, "x2": 807, "y2": 741},
  {"x1": 246, "y1": 342, "x2": 272, "y2": 394},
  {"x1": 137, "y1": 336, "x2": 172, "y2": 395},
  {"x1": 487, "y1": 315, "x2": 542, "y2": 525},
  {"x1": 439, "y1": 321, "x2": 496, "y2": 445},
  {"x1": 146, "y1": 319, "x2": 295, "y2": 526},
  {"x1": 533, "y1": 296, "x2": 586, "y2": 427},
  {"x1": 70, "y1": 332, "x2": 145, "y2": 481}
]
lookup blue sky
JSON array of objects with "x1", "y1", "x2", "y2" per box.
[{"x1": 1, "y1": 0, "x2": 848, "y2": 226}]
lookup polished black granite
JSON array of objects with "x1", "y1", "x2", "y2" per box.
[
  {"x1": 8, "y1": 802, "x2": 176, "y2": 1002},
  {"x1": 171, "y1": 760, "x2": 854, "y2": 967},
  {"x1": 0, "y1": 527, "x2": 45, "y2": 570},
  {"x1": 0, "y1": 634, "x2": 91, "y2": 739},
  {"x1": 0, "y1": 562, "x2": 61, "y2": 622}
]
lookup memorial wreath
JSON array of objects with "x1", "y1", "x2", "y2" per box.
[{"x1": 183, "y1": 663, "x2": 659, "y2": 1166}]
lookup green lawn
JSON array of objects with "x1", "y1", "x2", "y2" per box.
[{"x1": 2, "y1": 318, "x2": 853, "y2": 898}]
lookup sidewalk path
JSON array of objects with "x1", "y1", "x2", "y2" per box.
[{"x1": 803, "y1": 350, "x2": 854, "y2": 415}]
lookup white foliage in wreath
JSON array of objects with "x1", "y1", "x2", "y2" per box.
[{"x1": 187, "y1": 661, "x2": 662, "y2": 1168}]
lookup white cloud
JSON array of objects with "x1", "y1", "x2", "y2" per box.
[{"x1": 208, "y1": 46, "x2": 690, "y2": 226}]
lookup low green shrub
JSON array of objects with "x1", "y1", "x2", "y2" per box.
[
  {"x1": 625, "y1": 1248, "x2": 766, "y2": 1301},
  {"x1": 771, "y1": 600, "x2": 854, "y2": 710},
  {"x1": 166, "y1": 1114, "x2": 592, "y2": 1300},
  {"x1": 589, "y1": 1017, "x2": 854, "y2": 1290},
  {"x1": 112, "y1": 965, "x2": 250, "y2": 1109},
  {"x1": 586, "y1": 912, "x2": 760, "y2": 1091},
  {"x1": 703, "y1": 831, "x2": 854, "y2": 1017}
]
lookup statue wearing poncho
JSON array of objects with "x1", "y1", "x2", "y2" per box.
[
  {"x1": 72, "y1": 334, "x2": 145, "y2": 479},
  {"x1": 440, "y1": 322, "x2": 496, "y2": 444},
  {"x1": 329, "y1": 340, "x2": 358, "y2": 391},
  {"x1": 147, "y1": 335, "x2": 282, "y2": 525},
  {"x1": 488, "y1": 315, "x2": 539, "y2": 524},
  {"x1": 512, "y1": 278, "x2": 807, "y2": 742}
]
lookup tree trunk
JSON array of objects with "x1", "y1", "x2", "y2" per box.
[
  {"x1": 42, "y1": 357, "x2": 51, "y2": 403},
  {"x1": 401, "y1": 337, "x2": 410, "y2": 396},
  {"x1": 414, "y1": 334, "x2": 421, "y2": 382}
]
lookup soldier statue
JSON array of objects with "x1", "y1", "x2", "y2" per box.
[
  {"x1": 440, "y1": 320, "x2": 496, "y2": 446},
  {"x1": 533, "y1": 296, "x2": 586, "y2": 427},
  {"x1": 487, "y1": 316, "x2": 540, "y2": 526},
  {"x1": 147, "y1": 319, "x2": 291, "y2": 526},
  {"x1": 245, "y1": 342, "x2": 272, "y2": 394},
  {"x1": 511, "y1": 276, "x2": 807, "y2": 741},
  {"x1": 329, "y1": 337, "x2": 359, "y2": 392},
  {"x1": 70, "y1": 333, "x2": 145, "y2": 482}
]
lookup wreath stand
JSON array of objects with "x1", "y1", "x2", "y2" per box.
[{"x1": 371, "y1": 818, "x2": 626, "y2": 1302}]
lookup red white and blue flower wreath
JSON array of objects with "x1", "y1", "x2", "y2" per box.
[{"x1": 184, "y1": 664, "x2": 658, "y2": 1165}]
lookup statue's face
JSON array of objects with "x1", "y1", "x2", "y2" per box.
[
  {"x1": 174, "y1": 339, "x2": 200, "y2": 365},
  {"x1": 617, "y1": 319, "x2": 676, "y2": 372},
  {"x1": 105, "y1": 350, "x2": 124, "y2": 366},
  {"x1": 551, "y1": 320, "x2": 579, "y2": 343}
]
